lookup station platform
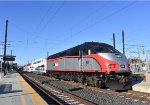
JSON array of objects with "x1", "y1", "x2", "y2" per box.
[
  {"x1": 0, "y1": 71, "x2": 48, "y2": 105},
  {"x1": 132, "y1": 78, "x2": 150, "y2": 93},
  {"x1": 132, "y1": 81, "x2": 150, "y2": 93}
]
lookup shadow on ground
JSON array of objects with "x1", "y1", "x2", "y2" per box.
[{"x1": 0, "y1": 84, "x2": 22, "y2": 94}]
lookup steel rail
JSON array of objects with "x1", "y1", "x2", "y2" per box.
[{"x1": 21, "y1": 73, "x2": 63, "y2": 105}]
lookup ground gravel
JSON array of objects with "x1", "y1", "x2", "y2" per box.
[{"x1": 27, "y1": 73, "x2": 150, "y2": 105}]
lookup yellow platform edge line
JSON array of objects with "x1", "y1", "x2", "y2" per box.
[
  {"x1": 16, "y1": 75, "x2": 26, "y2": 105},
  {"x1": 20, "y1": 92, "x2": 27, "y2": 105},
  {"x1": 17, "y1": 73, "x2": 48, "y2": 105}
]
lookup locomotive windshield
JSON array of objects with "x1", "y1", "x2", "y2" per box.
[
  {"x1": 47, "y1": 42, "x2": 121, "y2": 59},
  {"x1": 90, "y1": 45, "x2": 120, "y2": 53}
]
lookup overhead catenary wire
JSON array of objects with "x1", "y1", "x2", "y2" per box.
[
  {"x1": 124, "y1": 43, "x2": 146, "y2": 59},
  {"x1": 125, "y1": 31, "x2": 150, "y2": 43},
  {"x1": 48, "y1": 1, "x2": 137, "y2": 48},
  {"x1": 122, "y1": 21, "x2": 150, "y2": 42},
  {"x1": 33, "y1": 2, "x2": 55, "y2": 34},
  {"x1": 10, "y1": 21, "x2": 61, "y2": 42},
  {"x1": 35, "y1": 1, "x2": 65, "y2": 38},
  {"x1": 9, "y1": 1, "x2": 136, "y2": 45},
  {"x1": 7, "y1": 1, "x2": 139, "y2": 63},
  {"x1": 9, "y1": 21, "x2": 30, "y2": 49},
  {"x1": 47, "y1": 2, "x2": 111, "y2": 42},
  {"x1": 125, "y1": 44, "x2": 145, "y2": 48},
  {"x1": 128, "y1": 32, "x2": 150, "y2": 45},
  {"x1": 9, "y1": 1, "x2": 110, "y2": 46},
  {"x1": 9, "y1": 1, "x2": 64, "y2": 44},
  {"x1": 40, "y1": 1, "x2": 137, "y2": 56},
  {"x1": 70, "y1": 2, "x2": 111, "y2": 30}
]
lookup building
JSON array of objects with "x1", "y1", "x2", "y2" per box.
[{"x1": 128, "y1": 58, "x2": 150, "y2": 72}]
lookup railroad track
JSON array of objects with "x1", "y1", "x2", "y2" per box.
[
  {"x1": 20, "y1": 72, "x2": 95, "y2": 105},
  {"x1": 21, "y1": 73, "x2": 64, "y2": 105},
  {"x1": 21, "y1": 72, "x2": 150, "y2": 105},
  {"x1": 85, "y1": 85, "x2": 150, "y2": 103},
  {"x1": 63, "y1": 79, "x2": 150, "y2": 104}
]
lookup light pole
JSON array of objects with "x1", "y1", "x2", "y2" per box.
[
  {"x1": 3, "y1": 20, "x2": 8, "y2": 76},
  {"x1": 146, "y1": 50, "x2": 150, "y2": 72},
  {"x1": 0, "y1": 45, "x2": 2, "y2": 79},
  {"x1": 0, "y1": 45, "x2": 2, "y2": 73}
]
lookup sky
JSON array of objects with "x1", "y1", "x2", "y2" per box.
[{"x1": 0, "y1": 1, "x2": 150, "y2": 65}]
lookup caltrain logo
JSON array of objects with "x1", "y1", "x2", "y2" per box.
[{"x1": 55, "y1": 63, "x2": 58, "y2": 67}]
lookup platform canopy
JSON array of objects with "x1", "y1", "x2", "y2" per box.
[{"x1": 3, "y1": 55, "x2": 16, "y2": 61}]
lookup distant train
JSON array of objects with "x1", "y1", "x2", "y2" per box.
[
  {"x1": 23, "y1": 58, "x2": 47, "y2": 74},
  {"x1": 32, "y1": 58, "x2": 47, "y2": 74},
  {"x1": 24, "y1": 42, "x2": 132, "y2": 90}
]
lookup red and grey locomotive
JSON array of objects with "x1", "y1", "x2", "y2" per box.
[{"x1": 46, "y1": 42, "x2": 131, "y2": 90}]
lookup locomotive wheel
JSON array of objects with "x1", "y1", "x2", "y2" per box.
[
  {"x1": 86, "y1": 77, "x2": 91, "y2": 86},
  {"x1": 101, "y1": 81, "x2": 106, "y2": 88},
  {"x1": 95, "y1": 80, "x2": 106, "y2": 88},
  {"x1": 78, "y1": 74, "x2": 85, "y2": 84},
  {"x1": 93, "y1": 77, "x2": 99, "y2": 87},
  {"x1": 96, "y1": 80, "x2": 101, "y2": 88},
  {"x1": 86, "y1": 76, "x2": 94, "y2": 86},
  {"x1": 82, "y1": 77, "x2": 86, "y2": 85}
]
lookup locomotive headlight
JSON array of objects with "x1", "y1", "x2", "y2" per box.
[
  {"x1": 108, "y1": 65, "x2": 111, "y2": 68},
  {"x1": 120, "y1": 64, "x2": 125, "y2": 68},
  {"x1": 108, "y1": 64, "x2": 116, "y2": 68}
]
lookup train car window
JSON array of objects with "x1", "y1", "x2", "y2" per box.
[
  {"x1": 41, "y1": 65, "x2": 45, "y2": 67},
  {"x1": 82, "y1": 49, "x2": 88, "y2": 55}
]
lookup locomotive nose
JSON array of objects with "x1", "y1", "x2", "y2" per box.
[{"x1": 99, "y1": 53, "x2": 130, "y2": 73}]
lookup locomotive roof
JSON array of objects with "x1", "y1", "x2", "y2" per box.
[
  {"x1": 47, "y1": 42, "x2": 113, "y2": 59},
  {"x1": 82, "y1": 42, "x2": 112, "y2": 47}
]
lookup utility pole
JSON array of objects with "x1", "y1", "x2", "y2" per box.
[
  {"x1": 122, "y1": 30, "x2": 125, "y2": 55},
  {"x1": 113, "y1": 33, "x2": 115, "y2": 49},
  {"x1": 3, "y1": 20, "x2": 8, "y2": 76},
  {"x1": 11, "y1": 50, "x2": 13, "y2": 71}
]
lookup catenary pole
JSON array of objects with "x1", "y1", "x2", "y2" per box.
[
  {"x1": 122, "y1": 30, "x2": 125, "y2": 55},
  {"x1": 113, "y1": 33, "x2": 115, "y2": 49}
]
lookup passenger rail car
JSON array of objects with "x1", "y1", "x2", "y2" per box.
[
  {"x1": 32, "y1": 58, "x2": 47, "y2": 74},
  {"x1": 46, "y1": 42, "x2": 131, "y2": 90}
]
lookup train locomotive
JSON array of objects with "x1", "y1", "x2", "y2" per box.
[{"x1": 46, "y1": 42, "x2": 131, "y2": 90}]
